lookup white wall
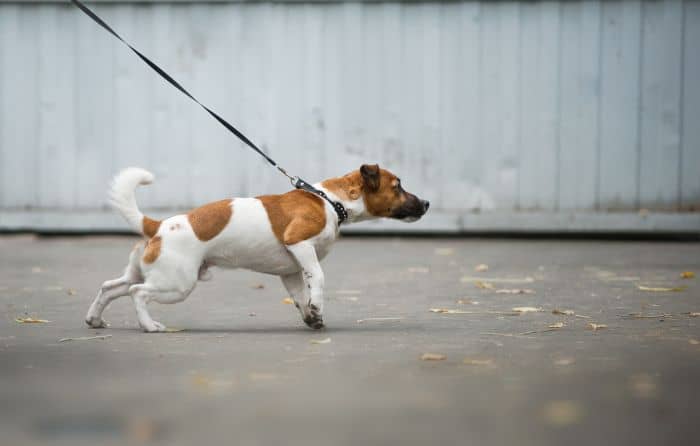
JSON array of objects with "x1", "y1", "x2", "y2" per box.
[{"x1": 1, "y1": 1, "x2": 698, "y2": 233}]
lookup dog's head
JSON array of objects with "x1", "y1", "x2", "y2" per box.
[{"x1": 357, "y1": 164, "x2": 429, "y2": 222}]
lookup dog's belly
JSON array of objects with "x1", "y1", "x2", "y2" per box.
[{"x1": 202, "y1": 197, "x2": 299, "y2": 275}]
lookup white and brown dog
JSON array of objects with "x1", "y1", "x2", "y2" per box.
[{"x1": 85, "y1": 164, "x2": 429, "y2": 332}]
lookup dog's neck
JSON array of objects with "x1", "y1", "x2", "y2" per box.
[{"x1": 317, "y1": 171, "x2": 372, "y2": 224}]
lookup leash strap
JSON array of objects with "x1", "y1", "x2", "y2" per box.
[{"x1": 71, "y1": 0, "x2": 347, "y2": 224}]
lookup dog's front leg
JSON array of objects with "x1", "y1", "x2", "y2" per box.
[{"x1": 286, "y1": 241, "x2": 325, "y2": 329}]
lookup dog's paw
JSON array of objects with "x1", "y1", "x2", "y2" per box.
[
  {"x1": 303, "y1": 304, "x2": 325, "y2": 330},
  {"x1": 142, "y1": 320, "x2": 167, "y2": 333},
  {"x1": 85, "y1": 315, "x2": 108, "y2": 329}
]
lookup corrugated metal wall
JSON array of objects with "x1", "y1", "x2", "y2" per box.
[{"x1": 1, "y1": 0, "x2": 699, "y2": 233}]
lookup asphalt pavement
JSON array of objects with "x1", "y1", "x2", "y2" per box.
[{"x1": 1, "y1": 234, "x2": 699, "y2": 446}]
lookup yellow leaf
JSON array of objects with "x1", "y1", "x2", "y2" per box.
[
  {"x1": 164, "y1": 327, "x2": 185, "y2": 333},
  {"x1": 15, "y1": 317, "x2": 50, "y2": 324},
  {"x1": 309, "y1": 337, "x2": 331, "y2": 345},
  {"x1": 474, "y1": 264, "x2": 489, "y2": 272},
  {"x1": 512, "y1": 307, "x2": 542, "y2": 314},
  {"x1": 588, "y1": 323, "x2": 608, "y2": 331},
  {"x1": 681, "y1": 271, "x2": 695, "y2": 279},
  {"x1": 552, "y1": 309, "x2": 575, "y2": 316},
  {"x1": 637, "y1": 285, "x2": 686, "y2": 292},
  {"x1": 474, "y1": 281, "x2": 495, "y2": 290},
  {"x1": 420, "y1": 353, "x2": 446, "y2": 361},
  {"x1": 429, "y1": 308, "x2": 470, "y2": 314},
  {"x1": 281, "y1": 297, "x2": 294, "y2": 305},
  {"x1": 463, "y1": 358, "x2": 494, "y2": 366},
  {"x1": 549, "y1": 322, "x2": 565, "y2": 329}
]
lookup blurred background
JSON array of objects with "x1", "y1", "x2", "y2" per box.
[
  {"x1": 0, "y1": 0, "x2": 698, "y2": 235},
  {"x1": 1, "y1": 3, "x2": 700, "y2": 446}
]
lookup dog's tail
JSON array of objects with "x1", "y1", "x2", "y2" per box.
[{"x1": 109, "y1": 167, "x2": 160, "y2": 236}]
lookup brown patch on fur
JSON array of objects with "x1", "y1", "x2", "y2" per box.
[
  {"x1": 142, "y1": 216, "x2": 161, "y2": 238},
  {"x1": 142, "y1": 236, "x2": 162, "y2": 264},
  {"x1": 257, "y1": 190, "x2": 326, "y2": 245},
  {"x1": 321, "y1": 171, "x2": 363, "y2": 201},
  {"x1": 187, "y1": 199, "x2": 233, "y2": 241},
  {"x1": 360, "y1": 166, "x2": 406, "y2": 217}
]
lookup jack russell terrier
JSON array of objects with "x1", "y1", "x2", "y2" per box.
[{"x1": 85, "y1": 164, "x2": 429, "y2": 332}]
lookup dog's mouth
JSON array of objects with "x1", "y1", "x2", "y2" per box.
[{"x1": 391, "y1": 196, "x2": 430, "y2": 222}]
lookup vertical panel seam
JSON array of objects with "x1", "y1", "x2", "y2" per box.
[
  {"x1": 595, "y1": 0, "x2": 604, "y2": 211},
  {"x1": 678, "y1": 0, "x2": 686, "y2": 208},
  {"x1": 555, "y1": 0, "x2": 563, "y2": 212},
  {"x1": 635, "y1": 0, "x2": 645, "y2": 210}
]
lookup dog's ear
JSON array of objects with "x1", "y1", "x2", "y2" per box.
[{"x1": 360, "y1": 164, "x2": 380, "y2": 191}]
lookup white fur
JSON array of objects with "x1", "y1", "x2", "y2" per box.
[
  {"x1": 109, "y1": 167, "x2": 155, "y2": 234},
  {"x1": 85, "y1": 171, "x2": 415, "y2": 332}
]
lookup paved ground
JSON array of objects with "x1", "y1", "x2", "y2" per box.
[{"x1": 1, "y1": 234, "x2": 699, "y2": 446}]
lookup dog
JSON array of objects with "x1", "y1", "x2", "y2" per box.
[{"x1": 85, "y1": 164, "x2": 429, "y2": 332}]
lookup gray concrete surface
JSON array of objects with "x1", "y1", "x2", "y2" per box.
[{"x1": 1, "y1": 234, "x2": 699, "y2": 446}]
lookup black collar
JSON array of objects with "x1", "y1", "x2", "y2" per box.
[{"x1": 293, "y1": 178, "x2": 348, "y2": 225}]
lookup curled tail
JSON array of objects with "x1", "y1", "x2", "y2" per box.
[{"x1": 109, "y1": 167, "x2": 160, "y2": 237}]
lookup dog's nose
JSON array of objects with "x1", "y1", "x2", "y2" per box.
[{"x1": 421, "y1": 200, "x2": 430, "y2": 212}]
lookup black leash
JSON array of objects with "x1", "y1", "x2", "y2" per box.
[{"x1": 70, "y1": 0, "x2": 347, "y2": 224}]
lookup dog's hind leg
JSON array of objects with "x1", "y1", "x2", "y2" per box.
[
  {"x1": 128, "y1": 284, "x2": 195, "y2": 333},
  {"x1": 85, "y1": 242, "x2": 144, "y2": 328}
]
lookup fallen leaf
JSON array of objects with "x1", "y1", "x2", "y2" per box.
[
  {"x1": 164, "y1": 327, "x2": 185, "y2": 333},
  {"x1": 456, "y1": 298, "x2": 478, "y2": 305},
  {"x1": 474, "y1": 281, "x2": 495, "y2": 290},
  {"x1": 66, "y1": 289, "x2": 77, "y2": 296},
  {"x1": 309, "y1": 337, "x2": 331, "y2": 344},
  {"x1": 512, "y1": 307, "x2": 542, "y2": 314},
  {"x1": 588, "y1": 323, "x2": 608, "y2": 331},
  {"x1": 58, "y1": 335, "x2": 112, "y2": 343},
  {"x1": 680, "y1": 271, "x2": 695, "y2": 279},
  {"x1": 542, "y1": 400, "x2": 584, "y2": 426},
  {"x1": 462, "y1": 276, "x2": 534, "y2": 284},
  {"x1": 281, "y1": 297, "x2": 295, "y2": 305},
  {"x1": 496, "y1": 288, "x2": 535, "y2": 295},
  {"x1": 430, "y1": 308, "x2": 471, "y2": 314},
  {"x1": 420, "y1": 353, "x2": 446, "y2": 361},
  {"x1": 690, "y1": 312, "x2": 700, "y2": 318},
  {"x1": 689, "y1": 339, "x2": 699, "y2": 345},
  {"x1": 552, "y1": 309, "x2": 575, "y2": 316},
  {"x1": 463, "y1": 358, "x2": 494, "y2": 366},
  {"x1": 554, "y1": 358, "x2": 575, "y2": 366},
  {"x1": 548, "y1": 322, "x2": 565, "y2": 329},
  {"x1": 434, "y1": 248, "x2": 454, "y2": 256},
  {"x1": 251, "y1": 283, "x2": 265, "y2": 289},
  {"x1": 637, "y1": 285, "x2": 686, "y2": 292},
  {"x1": 474, "y1": 264, "x2": 489, "y2": 272},
  {"x1": 15, "y1": 317, "x2": 50, "y2": 324},
  {"x1": 356, "y1": 317, "x2": 403, "y2": 323},
  {"x1": 408, "y1": 267, "x2": 429, "y2": 273}
]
